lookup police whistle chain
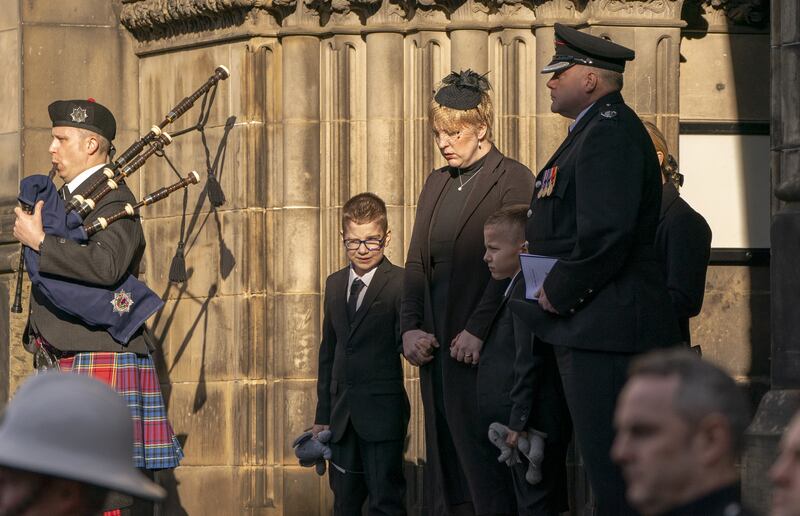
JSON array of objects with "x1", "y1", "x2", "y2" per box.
[
  {"x1": 65, "y1": 65, "x2": 230, "y2": 214},
  {"x1": 72, "y1": 132, "x2": 173, "y2": 219},
  {"x1": 12, "y1": 164, "x2": 57, "y2": 313},
  {"x1": 83, "y1": 171, "x2": 200, "y2": 237}
]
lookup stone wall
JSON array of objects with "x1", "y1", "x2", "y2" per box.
[{"x1": 0, "y1": 0, "x2": 773, "y2": 514}]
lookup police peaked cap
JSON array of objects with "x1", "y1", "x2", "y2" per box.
[
  {"x1": 541, "y1": 23, "x2": 635, "y2": 74},
  {"x1": 48, "y1": 98, "x2": 116, "y2": 142}
]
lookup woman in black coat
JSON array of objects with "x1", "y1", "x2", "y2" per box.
[
  {"x1": 401, "y1": 71, "x2": 534, "y2": 516},
  {"x1": 644, "y1": 122, "x2": 712, "y2": 345}
]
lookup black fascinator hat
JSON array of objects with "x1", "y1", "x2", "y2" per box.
[{"x1": 434, "y1": 70, "x2": 491, "y2": 110}]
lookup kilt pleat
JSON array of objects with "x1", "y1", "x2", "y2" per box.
[{"x1": 58, "y1": 351, "x2": 184, "y2": 470}]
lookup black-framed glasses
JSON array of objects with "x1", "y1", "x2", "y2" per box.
[{"x1": 342, "y1": 236, "x2": 386, "y2": 251}]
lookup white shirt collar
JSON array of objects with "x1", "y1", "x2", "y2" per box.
[
  {"x1": 348, "y1": 264, "x2": 378, "y2": 292},
  {"x1": 504, "y1": 270, "x2": 521, "y2": 298},
  {"x1": 66, "y1": 163, "x2": 106, "y2": 193},
  {"x1": 569, "y1": 102, "x2": 596, "y2": 132}
]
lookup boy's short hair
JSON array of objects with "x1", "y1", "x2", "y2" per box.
[
  {"x1": 342, "y1": 192, "x2": 388, "y2": 234},
  {"x1": 484, "y1": 204, "x2": 528, "y2": 241}
]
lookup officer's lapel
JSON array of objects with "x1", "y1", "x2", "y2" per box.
[
  {"x1": 349, "y1": 258, "x2": 391, "y2": 336},
  {"x1": 454, "y1": 146, "x2": 503, "y2": 240},
  {"x1": 541, "y1": 103, "x2": 601, "y2": 172}
]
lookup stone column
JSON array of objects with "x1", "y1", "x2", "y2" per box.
[
  {"x1": 366, "y1": 31, "x2": 405, "y2": 261},
  {"x1": 450, "y1": 29, "x2": 489, "y2": 74},
  {"x1": 742, "y1": 0, "x2": 800, "y2": 508},
  {"x1": 532, "y1": 24, "x2": 568, "y2": 172},
  {"x1": 276, "y1": 34, "x2": 325, "y2": 513}
]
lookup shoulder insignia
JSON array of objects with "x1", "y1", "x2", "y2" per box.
[{"x1": 600, "y1": 110, "x2": 617, "y2": 119}]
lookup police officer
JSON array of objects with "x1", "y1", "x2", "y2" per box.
[{"x1": 510, "y1": 24, "x2": 681, "y2": 515}]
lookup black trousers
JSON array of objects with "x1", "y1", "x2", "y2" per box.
[
  {"x1": 329, "y1": 421, "x2": 406, "y2": 516},
  {"x1": 551, "y1": 345, "x2": 637, "y2": 516},
  {"x1": 509, "y1": 441, "x2": 569, "y2": 516}
]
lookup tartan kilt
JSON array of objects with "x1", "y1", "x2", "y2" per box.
[{"x1": 58, "y1": 351, "x2": 184, "y2": 470}]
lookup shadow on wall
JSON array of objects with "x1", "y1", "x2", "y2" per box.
[
  {"x1": 679, "y1": 0, "x2": 771, "y2": 407},
  {"x1": 146, "y1": 101, "x2": 237, "y2": 512}
]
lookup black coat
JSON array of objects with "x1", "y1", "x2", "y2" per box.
[
  {"x1": 517, "y1": 91, "x2": 681, "y2": 352},
  {"x1": 24, "y1": 167, "x2": 150, "y2": 354},
  {"x1": 314, "y1": 258, "x2": 409, "y2": 443},
  {"x1": 662, "y1": 483, "x2": 754, "y2": 516},
  {"x1": 655, "y1": 183, "x2": 712, "y2": 344},
  {"x1": 402, "y1": 145, "x2": 534, "y2": 513}
]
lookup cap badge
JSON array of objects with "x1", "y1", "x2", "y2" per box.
[
  {"x1": 111, "y1": 289, "x2": 134, "y2": 315},
  {"x1": 600, "y1": 110, "x2": 617, "y2": 119},
  {"x1": 70, "y1": 106, "x2": 88, "y2": 123}
]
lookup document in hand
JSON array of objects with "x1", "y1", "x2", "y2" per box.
[{"x1": 519, "y1": 254, "x2": 558, "y2": 301}]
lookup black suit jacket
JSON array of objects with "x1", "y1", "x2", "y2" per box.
[
  {"x1": 24, "y1": 166, "x2": 150, "y2": 354},
  {"x1": 478, "y1": 276, "x2": 570, "y2": 440},
  {"x1": 655, "y1": 183, "x2": 712, "y2": 344},
  {"x1": 314, "y1": 258, "x2": 410, "y2": 443},
  {"x1": 517, "y1": 91, "x2": 681, "y2": 352}
]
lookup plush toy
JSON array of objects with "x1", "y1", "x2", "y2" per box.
[
  {"x1": 517, "y1": 429, "x2": 547, "y2": 485},
  {"x1": 488, "y1": 422, "x2": 521, "y2": 467},
  {"x1": 292, "y1": 429, "x2": 333, "y2": 476},
  {"x1": 487, "y1": 422, "x2": 547, "y2": 485}
]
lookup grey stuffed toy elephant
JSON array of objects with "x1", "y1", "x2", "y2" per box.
[
  {"x1": 487, "y1": 422, "x2": 547, "y2": 485},
  {"x1": 293, "y1": 429, "x2": 333, "y2": 476}
]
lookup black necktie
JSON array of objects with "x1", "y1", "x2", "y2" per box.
[
  {"x1": 347, "y1": 278, "x2": 365, "y2": 322},
  {"x1": 59, "y1": 185, "x2": 68, "y2": 201}
]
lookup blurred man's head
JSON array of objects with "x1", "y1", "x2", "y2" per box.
[
  {"x1": 771, "y1": 411, "x2": 800, "y2": 516},
  {"x1": 611, "y1": 348, "x2": 750, "y2": 516}
]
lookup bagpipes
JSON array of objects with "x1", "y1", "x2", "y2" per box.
[{"x1": 12, "y1": 66, "x2": 230, "y2": 344}]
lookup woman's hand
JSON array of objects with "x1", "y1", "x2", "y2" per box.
[
  {"x1": 402, "y1": 329, "x2": 438, "y2": 367},
  {"x1": 450, "y1": 330, "x2": 484, "y2": 364}
]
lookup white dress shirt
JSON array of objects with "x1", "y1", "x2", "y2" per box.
[
  {"x1": 66, "y1": 163, "x2": 106, "y2": 194},
  {"x1": 347, "y1": 266, "x2": 378, "y2": 311}
]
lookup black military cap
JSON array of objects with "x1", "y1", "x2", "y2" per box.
[
  {"x1": 48, "y1": 98, "x2": 116, "y2": 142},
  {"x1": 541, "y1": 23, "x2": 635, "y2": 74},
  {"x1": 434, "y1": 70, "x2": 491, "y2": 110}
]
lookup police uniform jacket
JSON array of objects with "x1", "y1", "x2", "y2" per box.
[
  {"x1": 24, "y1": 166, "x2": 150, "y2": 355},
  {"x1": 521, "y1": 91, "x2": 681, "y2": 352},
  {"x1": 314, "y1": 258, "x2": 409, "y2": 443},
  {"x1": 655, "y1": 182, "x2": 712, "y2": 344}
]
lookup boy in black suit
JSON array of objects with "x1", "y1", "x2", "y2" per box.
[
  {"x1": 312, "y1": 192, "x2": 409, "y2": 516},
  {"x1": 479, "y1": 205, "x2": 571, "y2": 516}
]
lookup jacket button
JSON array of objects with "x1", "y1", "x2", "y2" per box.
[
  {"x1": 588, "y1": 288, "x2": 594, "y2": 294},
  {"x1": 578, "y1": 298, "x2": 584, "y2": 304},
  {"x1": 569, "y1": 308, "x2": 576, "y2": 314},
  {"x1": 527, "y1": 209, "x2": 533, "y2": 218}
]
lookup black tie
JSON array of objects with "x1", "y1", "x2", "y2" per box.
[
  {"x1": 59, "y1": 185, "x2": 68, "y2": 201},
  {"x1": 347, "y1": 278, "x2": 365, "y2": 322}
]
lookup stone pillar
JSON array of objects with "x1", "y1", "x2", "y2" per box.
[
  {"x1": 742, "y1": 0, "x2": 800, "y2": 508},
  {"x1": 366, "y1": 31, "x2": 405, "y2": 260},
  {"x1": 450, "y1": 29, "x2": 488, "y2": 74},
  {"x1": 277, "y1": 33, "x2": 325, "y2": 514}
]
